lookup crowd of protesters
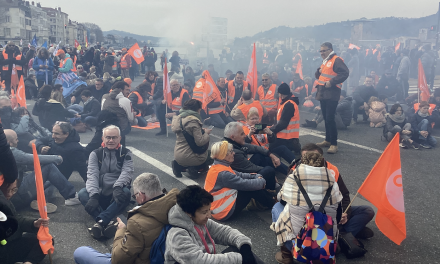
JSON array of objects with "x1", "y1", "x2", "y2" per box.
[{"x1": 0, "y1": 37, "x2": 439, "y2": 264}]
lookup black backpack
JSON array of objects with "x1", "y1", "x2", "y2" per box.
[
  {"x1": 93, "y1": 146, "x2": 130, "y2": 171},
  {"x1": 180, "y1": 118, "x2": 209, "y2": 154}
]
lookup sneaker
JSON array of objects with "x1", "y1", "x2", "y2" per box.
[
  {"x1": 147, "y1": 117, "x2": 157, "y2": 123},
  {"x1": 65, "y1": 192, "x2": 81, "y2": 206},
  {"x1": 411, "y1": 141, "x2": 420, "y2": 150},
  {"x1": 31, "y1": 200, "x2": 57, "y2": 214},
  {"x1": 89, "y1": 223, "x2": 103, "y2": 239},
  {"x1": 399, "y1": 143, "x2": 407, "y2": 149},
  {"x1": 355, "y1": 227, "x2": 374, "y2": 239},
  {"x1": 171, "y1": 160, "x2": 183, "y2": 178},
  {"x1": 316, "y1": 141, "x2": 331, "y2": 148},
  {"x1": 155, "y1": 131, "x2": 166, "y2": 136},
  {"x1": 301, "y1": 119, "x2": 317, "y2": 128},
  {"x1": 420, "y1": 143, "x2": 432, "y2": 149},
  {"x1": 103, "y1": 220, "x2": 118, "y2": 239},
  {"x1": 351, "y1": 119, "x2": 358, "y2": 125},
  {"x1": 327, "y1": 145, "x2": 338, "y2": 154}
]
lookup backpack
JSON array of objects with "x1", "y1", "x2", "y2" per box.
[
  {"x1": 150, "y1": 224, "x2": 174, "y2": 264},
  {"x1": 180, "y1": 117, "x2": 209, "y2": 154},
  {"x1": 94, "y1": 146, "x2": 130, "y2": 171},
  {"x1": 291, "y1": 166, "x2": 336, "y2": 264}
]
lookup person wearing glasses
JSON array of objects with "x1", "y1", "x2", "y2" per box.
[
  {"x1": 74, "y1": 173, "x2": 179, "y2": 264},
  {"x1": 78, "y1": 125, "x2": 133, "y2": 239},
  {"x1": 314, "y1": 42, "x2": 350, "y2": 154},
  {"x1": 256, "y1": 73, "x2": 279, "y2": 125}
]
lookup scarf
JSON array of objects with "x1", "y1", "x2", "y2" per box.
[
  {"x1": 322, "y1": 51, "x2": 336, "y2": 65},
  {"x1": 83, "y1": 96, "x2": 94, "y2": 106},
  {"x1": 418, "y1": 111, "x2": 429, "y2": 118},
  {"x1": 389, "y1": 113, "x2": 406, "y2": 123},
  {"x1": 179, "y1": 109, "x2": 202, "y2": 121}
]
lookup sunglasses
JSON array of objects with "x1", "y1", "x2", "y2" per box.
[
  {"x1": 319, "y1": 49, "x2": 329, "y2": 53},
  {"x1": 132, "y1": 192, "x2": 144, "y2": 200},
  {"x1": 262, "y1": 79, "x2": 269, "y2": 81}
]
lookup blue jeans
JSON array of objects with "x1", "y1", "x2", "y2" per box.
[
  {"x1": 270, "y1": 145, "x2": 295, "y2": 165},
  {"x1": 340, "y1": 205, "x2": 375, "y2": 236},
  {"x1": 271, "y1": 202, "x2": 294, "y2": 251},
  {"x1": 250, "y1": 152, "x2": 290, "y2": 176},
  {"x1": 122, "y1": 122, "x2": 132, "y2": 136},
  {"x1": 417, "y1": 119, "x2": 437, "y2": 146},
  {"x1": 74, "y1": 246, "x2": 111, "y2": 264},
  {"x1": 12, "y1": 163, "x2": 76, "y2": 210},
  {"x1": 136, "y1": 116, "x2": 148, "y2": 127},
  {"x1": 84, "y1": 116, "x2": 98, "y2": 127},
  {"x1": 78, "y1": 187, "x2": 131, "y2": 226},
  {"x1": 67, "y1": 104, "x2": 84, "y2": 115}
]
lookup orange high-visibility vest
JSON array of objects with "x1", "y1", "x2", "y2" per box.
[
  {"x1": 228, "y1": 80, "x2": 249, "y2": 104},
  {"x1": 59, "y1": 57, "x2": 73, "y2": 72},
  {"x1": 238, "y1": 100, "x2": 264, "y2": 121},
  {"x1": 2, "y1": 50, "x2": 22, "y2": 71},
  {"x1": 171, "y1": 89, "x2": 189, "y2": 112},
  {"x1": 129, "y1": 91, "x2": 143, "y2": 117},
  {"x1": 208, "y1": 95, "x2": 224, "y2": 115},
  {"x1": 143, "y1": 78, "x2": 157, "y2": 96},
  {"x1": 317, "y1": 55, "x2": 343, "y2": 89},
  {"x1": 290, "y1": 81, "x2": 304, "y2": 94},
  {"x1": 242, "y1": 125, "x2": 269, "y2": 150},
  {"x1": 205, "y1": 164, "x2": 238, "y2": 221},
  {"x1": 120, "y1": 54, "x2": 130, "y2": 69},
  {"x1": 276, "y1": 99, "x2": 300, "y2": 139},
  {"x1": 257, "y1": 84, "x2": 278, "y2": 111}
]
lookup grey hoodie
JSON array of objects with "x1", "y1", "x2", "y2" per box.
[{"x1": 165, "y1": 204, "x2": 252, "y2": 264}]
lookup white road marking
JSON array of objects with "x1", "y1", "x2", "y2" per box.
[{"x1": 128, "y1": 146, "x2": 199, "y2": 186}]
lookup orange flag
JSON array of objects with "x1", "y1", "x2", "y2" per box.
[
  {"x1": 349, "y1": 43, "x2": 360, "y2": 50},
  {"x1": 200, "y1": 70, "x2": 220, "y2": 112},
  {"x1": 32, "y1": 143, "x2": 54, "y2": 254},
  {"x1": 163, "y1": 58, "x2": 172, "y2": 108},
  {"x1": 246, "y1": 43, "x2": 258, "y2": 98},
  {"x1": 418, "y1": 58, "x2": 430, "y2": 102},
  {"x1": 16, "y1": 76, "x2": 26, "y2": 109},
  {"x1": 358, "y1": 133, "x2": 406, "y2": 245},
  {"x1": 395, "y1": 42, "x2": 401, "y2": 53},
  {"x1": 295, "y1": 59, "x2": 303, "y2": 80},
  {"x1": 128, "y1": 43, "x2": 145, "y2": 64}
]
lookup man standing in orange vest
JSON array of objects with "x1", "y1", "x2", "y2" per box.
[
  {"x1": 227, "y1": 71, "x2": 251, "y2": 110},
  {"x1": 256, "y1": 73, "x2": 278, "y2": 125},
  {"x1": 230, "y1": 89, "x2": 266, "y2": 122},
  {"x1": 269, "y1": 83, "x2": 301, "y2": 154},
  {"x1": 119, "y1": 48, "x2": 132, "y2": 79},
  {"x1": 0, "y1": 42, "x2": 25, "y2": 93},
  {"x1": 315, "y1": 42, "x2": 349, "y2": 154}
]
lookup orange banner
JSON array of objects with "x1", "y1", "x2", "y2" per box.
[
  {"x1": 201, "y1": 70, "x2": 220, "y2": 112},
  {"x1": 32, "y1": 143, "x2": 54, "y2": 254},
  {"x1": 128, "y1": 43, "x2": 145, "y2": 64},
  {"x1": 17, "y1": 75, "x2": 26, "y2": 108},
  {"x1": 295, "y1": 59, "x2": 303, "y2": 80},
  {"x1": 163, "y1": 57, "x2": 172, "y2": 108},
  {"x1": 358, "y1": 133, "x2": 406, "y2": 245},
  {"x1": 395, "y1": 42, "x2": 401, "y2": 53},
  {"x1": 348, "y1": 43, "x2": 360, "y2": 50},
  {"x1": 418, "y1": 58, "x2": 430, "y2": 102}
]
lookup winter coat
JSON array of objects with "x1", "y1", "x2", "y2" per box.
[
  {"x1": 102, "y1": 90, "x2": 137, "y2": 130},
  {"x1": 171, "y1": 114, "x2": 210, "y2": 167},
  {"x1": 383, "y1": 115, "x2": 412, "y2": 138},
  {"x1": 314, "y1": 54, "x2": 350, "y2": 101},
  {"x1": 86, "y1": 146, "x2": 134, "y2": 197},
  {"x1": 38, "y1": 99, "x2": 75, "y2": 130},
  {"x1": 0, "y1": 122, "x2": 18, "y2": 184},
  {"x1": 224, "y1": 137, "x2": 270, "y2": 173},
  {"x1": 24, "y1": 76, "x2": 38, "y2": 95},
  {"x1": 35, "y1": 129, "x2": 87, "y2": 181},
  {"x1": 0, "y1": 47, "x2": 25, "y2": 90},
  {"x1": 336, "y1": 97, "x2": 353, "y2": 126},
  {"x1": 32, "y1": 95, "x2": 48, "y2": 116},
  {"x1": 11, "y1": 115, "x2": 51, "y2": 139},
  {"x1": 84, "y1": 110, "x2": 120, "y2": 157},
  {"x1": 164, "y1": 204, "x2": 252, "y2": 264},
  {"x1": 376, "y1": 75, "x2": 400, "y2": 98},
  {"x1": 103, "y1": 55, "x2": 115, "y2": 74},
  {"x1": 352, "y1": 85, "x2": 378, "y2": 104},
  {"x1": 397, "y1": 56, "x2": 410, "y2": 80},
  {"x1": 368, "y1": 101, "x2": 387, "y2": 124},
  {"x1": 80, "y1": 97, "x2": 101, "y2": 120},
  {"x1": 411, "y1": 110, "x2": 439, "y2": 134},
  {"x1": 169, "y1": 55, "x2": 181, "y2": 69},
  {"x1": 112, "y1": 189, "x2": 179, "y2": 264},
  {"x1": 32, "y1": 56, "x2": 54, "y2": 82}
]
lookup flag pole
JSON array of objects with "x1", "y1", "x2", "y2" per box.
[
  {"x1": 166, "y1": 105, "x2": 168, "y2": 137},
  {"x1": 48, "y1": 250, "x2": 53, "y2": 264},
  {"x1": 343, "y1": 191, "x2": 360, "y2": 214}
]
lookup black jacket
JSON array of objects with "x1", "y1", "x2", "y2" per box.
[
  {"x1": 81, "y1": 98, "x2": 101, "y2": 120},
  {"x1": 315, "y1": 54, "x2": 350, "y2": 101},
  {"x1": 32, "y1": 94, "x2": 48, "y2": 117},
  {"x1": 270, "y1": 95, "x2": 299, "y2": 134},
  {"x1": 376, "y1": 75, "x2": 399, "y2": 98},
  {"x1": 0, "y1": 122, "x2": 18, "y2": 184},
  {"x1": 336, "y1": 97, "x2": 353, "y2": 126},
  {"x1": 224, "y1": 137, "x2": 270, "y2": 173},
  {"x1": 35, "y1": 129, "x2": 87, "y2": 181},
  {"x1": 85, "y1": 110, "x2": 121, "y2": 157},
  {"x1": 411, "y1": 111, "x2": 439, "y2": 135},
  {"x1": 352, "y1": 85, "x2": 378, "y2": 104},
  {"x1": 39, "y1": 100, "x2": 75, "y2": 130},
  {"x1": 383, "y1": 115, "x2": 412, "y2": 138}
]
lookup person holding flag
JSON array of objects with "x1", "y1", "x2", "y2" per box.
[{"x1": 32, "y1": 48, "x2": 54, "y2": 88}]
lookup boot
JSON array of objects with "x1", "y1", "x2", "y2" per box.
[
  {"x1": 275, "y1": 245, "x2": 295, "y2": 264},
  {"x1": 316, "y1": 141, "x2": 331, "y2": 148},
  {"x1": 171, "y1": 160, "x2": 183, "y2": 178},
  {"x1": 327, "y1": 145, "x2": 338, "y2": 154}
]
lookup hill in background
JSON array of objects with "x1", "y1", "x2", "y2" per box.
[{"x1": 103, "y1": 30, "x2": 160, "y2": 43}]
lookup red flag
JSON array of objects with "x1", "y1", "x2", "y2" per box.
[
  {"x1": 246, "y1": 43, "x2": 258, "y2": 98},
  {"x1": 358, "y1": 133, "x2": 406, "y2": 245},
  {"x1": 163, "y1": 58, "x2": 172, "y2": 108},
  {"x1": 128, "y1": 43, "x2": 145, "y2": 64},
  {"x1": 348, "y1": 43, "x2": 360, "y2": 50},
  {"x1": 32, "y1": 143, "x2": 54, "y2": 254},
  {"x1": 395, "y1": 42, "x2": 401, "y2": 53},
  {"x1": 16, "y1": 76, "x2": 26, "y2": 109},
  {"x1": 201, "y1": 70, "x2": 220, "y2": 112},
  {"x1": 295, "y1": 59, "x2": 303, "y2": 79},
  {"x1": 418, "y1": 59, "x2": 430, "y2": 102},
  {"x1": 74, "y1": 39, "x2": 80, "y2": 49}
]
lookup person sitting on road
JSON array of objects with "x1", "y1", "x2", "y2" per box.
[
  {"x1": 165, "y1": 185, "x2": 264, "y2": 264},
  {"x1": 0, "y1": 180, "x2": 50, "y2": 264},
  {"x1": 203, "y1": 77, "x2": 234, "y2": 128},
  {"x1": 102, "y1": 81, "x2": 138, "y2": 137},
  {"x1": 352, "y1": 76, "x2": 378, "y2": 124},
  {"x1": 128, "y1": 82, "x2": 154, "y2": 127},
  {"x1": 5, "y1": 129, "x2": 80, "y2": 212},
  {"x1": 243, "y1": 108, "x2": 295, "y2": 164},
  {"x1": 230, "y1": 89, "x2": 267, "y2": 123},
  {"x1": 171, "y1": 99, "x2": 212, "y2": 179},
  {"x1": 35, "y1": 121, "x2": 88, "y2": 182},
  {"x1": 365, "y1": 96, "x2": 387, "y2": 128},
  {"x1": 290, "y1": 73, "x2": 307, "y2": 104},
  {"x1": 69, "y1": 90, "x2": 101, "y2": 128},
  {"x1": 376, "y1": 69, "x2": 400, "y2": 99},
  {"x1": 302, "y1": 90, "x2": 352, "y2": 130},
  {"x1": 32, "y1": 84, "x2": 53, "y2": 117},
  {"x1": 39, "y1": 91, "x2": 75, "y2": 130},
  {"x1": 271, "y1": 143, "x2": 375, "y2": 263},
  {"x1": 223, "y1": 122, "x2": 279, "y2": 189},
  {"x1": 79, "y1": 125, "x2": 133, "y2": 240},
  {"x1": 11, "y1": 107, "x2": 51, "y2": 139},
  {"x1": 74, "y1": 173, "x2": 179, "y2": 264},
  {"x1": 269, "y1": 83, "x2": 302, "y2": 154},
  {"x1": 411, "y1": 100, "x2": 439, "y2": 149},
  {"x1": 383, "y1": 103, "x2": 418, "y2": 149},
  {"x1": 88, "y1": 78, "x2": 109, "y2": 103},
  {"x1": 204, "y1": 141, "x2": 275, "y2": 221}
]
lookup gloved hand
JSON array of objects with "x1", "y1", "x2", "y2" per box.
[
  {"x1": 113, "y1": 186, "x2": 129, "y2": 204},
  {"x1": 85, "y1": 194, "x2": 100, "y2": 215},
  {"x1": 240, "y1": 244, "x2": 256, "y2": 264}
]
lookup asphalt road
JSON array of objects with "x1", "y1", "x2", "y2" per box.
[{"x1": 22, "y1": 76, "x2": 440, "y2": 264}]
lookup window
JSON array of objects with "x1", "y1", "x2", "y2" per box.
[
  {"x1": 5, "y1": 16, "x2": 10, "y2": 23},
  {"x1": 4, "y1": 28, "x2": 11, "y2": 36},
  {"x1": 20, "y1": 29, "x2": 25, "y2": 38}
]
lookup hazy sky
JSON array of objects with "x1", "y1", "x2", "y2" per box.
[{"x1": 40, "y1": 0, "x2": 435, "y2": 40}]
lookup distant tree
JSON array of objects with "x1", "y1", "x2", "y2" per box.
[
  {"x1": 83, "y1": 22, "x2": 104, "y2": 43},
  {"x1": 107, "y1": 34, "x2": 116, "y2": 44}
]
